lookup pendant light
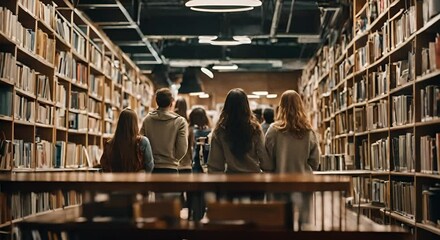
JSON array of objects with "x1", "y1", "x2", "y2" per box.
[{"x1": 185, "y1": 0, "x2": 262, "y2": 12}]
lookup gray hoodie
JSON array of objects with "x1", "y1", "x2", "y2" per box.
[{"x1": 140, "y1": 109, "x2": 188, "y2": 169}]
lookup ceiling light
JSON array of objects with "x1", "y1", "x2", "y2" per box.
[
  {"x1": 199, "y1": 36, "x2": 251, "y2": 46},
  {"x1": 247, "y1": 94, "x2": 260, "y2": 99},
  {"x1": 189, "y1": 92, "x2": 205, "y2": 96},
  {"x1": 267, "y1": 94, "x2": 278, "y2": 98},
  {"x1": 199, "y1": 93, "x2": 210, "y2": 99},
  {"x1": 252, "y1": 91, "x2": 268, "y2": 96},
  {"x1": 186, "y1": 0, "x2": 261, "y2": 12},
  {"x1": 212, "y1": 64, "x2": 238, "y2": 71},
  {"x1": 200, "y1": 67, "x2": 214, "y2": 79}
]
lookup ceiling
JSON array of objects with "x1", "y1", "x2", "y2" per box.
[{"x1": 75, "y1": 0, "x2": 344, "y2": 74}]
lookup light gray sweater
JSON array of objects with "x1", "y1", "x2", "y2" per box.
[
  {"x1": 265, "y1": 126, "x2": 319, "y2": 173},
  {"x1": 207, "y1": 128, "x2": 272, "y2": 173}
]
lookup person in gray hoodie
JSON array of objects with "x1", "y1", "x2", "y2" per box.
[{"x1": 140, "y1": 88, "x2": 188, "y2": 173}]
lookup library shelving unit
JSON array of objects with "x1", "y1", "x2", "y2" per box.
[
  {"x1": 300, "y1": 0, "x2": 440, "y2": 239},
  {"x1": 0, "y1": 0, "x2": 154, "y2": 235}
]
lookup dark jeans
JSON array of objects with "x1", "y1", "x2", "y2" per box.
[{"x1": 152, "y1": 168, "x2": 178, "y2": 174}]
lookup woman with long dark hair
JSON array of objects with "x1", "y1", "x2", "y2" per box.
[
  {"x1": 207, "y1": 88, "x2": 271, "y2": 173},
  {"x1": 100, "y1": 108, "x2": 154, "y2": 172},
  {"x1": 189, "y1": 107, "x2": 211, "y2": 173},
  {"x1": 174, "y1": 97, "x2": 192, "y2": 173}
]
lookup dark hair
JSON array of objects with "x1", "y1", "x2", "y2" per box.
[
  {"x1": 174, "y1": 97, "x2": 188, "y2": 120},
  {"x1": 155, "y1": 88, "x2": 173, "y2": 108},
  {"x1": 263, "y1": 108, "x2": 274, "y2": 124},
  {"x1": 189, "y1": 107, "x2": 210, "y2": 129},
  {"x1": 252, "y1": 108, "x2": 263, "y2": 123},
  {"x1": 106, "y1": 109, "x2": 143, "y2": 172},
  {"x1": 215, "y1": 88, "x2": 261, "y2": 159}
]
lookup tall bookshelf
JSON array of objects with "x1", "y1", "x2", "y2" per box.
[
  {"x1": 0, "y1": 0, "x2": 154, "y2": 234},
  {"x1": 300, "y1": 0, "x2": 440, "y2": 239}
]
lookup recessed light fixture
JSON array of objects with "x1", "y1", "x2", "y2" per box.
[
  {"x1": 189, "y1": 92, "x2": 205, "y2": 96},
  {"x1": 252, "y1": 91, "x2": 269, "y2": 96},
  {"x1": 212, "y1": 64, "x2": 238, "y2": 71},
  {"x1": 185, "y1": 0, "x2": 262, "y2": 12},
  {"x1": 198, "y1": 36, "x2": 251, "y2": 46},
  {"x1": 200, "y1": 67, "x2": 214, "y2": 78},
  {"x1": 199, "y1": 93, "x2": 210, "y2": 99},
  {"x1": 247, "y1": 94, "x2": 260, "y2": 99},
  {"x1": 267, "y1": 94, "x2": 278, "y2": 98}
]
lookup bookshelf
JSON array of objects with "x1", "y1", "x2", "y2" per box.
[
  {"x1": 0, "y1": 0, "x2": 154, "y2": 233},
  {"x1": 299, "y1": 0, "x2": 440, "y2": 239}
]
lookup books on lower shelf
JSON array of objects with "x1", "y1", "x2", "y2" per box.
[
  {"x1": 367, "y1": 99, "x2": 388, "y2": 130},
  {"x1": 422, "y1": 184, "x2": 440, "y2": 226},
  {"x1": 36, "y1": 102, "x2": 53, "y2": 125},
  {"x1": 14, "y1": 95, "x2": 35, "y2": 122},
  {"x1": 36, "y1": 140, "x2": 53, "y2": 168},
  {"x1": 420, "y1": 134, "x2": 440, "y2": 174},
  {"x1": 70, "y1": 91, "x2": 86, "y2": 110},
  {"x1": 0, "y1": 52, "x2": 18, "y2": 82},
  {"x1": 352, "y1": 176, "x2": 371, "y2": 204},
  {"x1": 0, "y1": 139, "x2": 13, "y2": 170},
  {"x1": 87, "y1": 145, "x2": 102, "y2": 167},
  {"x1": 68, "y1": 112, "x2": 86, "y2": 131},
  {"x1": 372, "y1": 178, "x2": 389, "y2": 207},
  {"x1": 17, "y1": 24, "x2": 36, "y2": 54},
  {"x1": 66, "y1": 143, "x2": 88, "y2": 167},
  {"x1": 368, "y1": 65, "x2": 388, "y2": 99},
  {"x1": 0, "y1": 85, "x2": 13, "y2": 117},
  {"x1": 370, "y1": 138, "x2": 389, "y2": 171},
  {"x1": 421, "y1": 35, "x2": 440, "y2": 75},
  {"x1": 55, "y1": 83, "x2": 66, "y2": 108},
  {"x1": 392, "y1": 95, "x2": 413, "y2": 127},
  {"x1": 391, "y1": 133, "x2": 415, "y2": 172},
  {"x1": 88, "y1": 98, "x2": 101, "y2": 116},
  {"x1": 390, "y1": 51, "x2": 416, "y2": 88},
  {"x1": 420, "y1": 85, "x2": 440, "y2": 122},
  {"x1": 88, "y1": 117, "x2": 101, "y2": 135},
  {"x1": 13, "y1": 139, "x2": 34, "y2": 168},
  {"x1": 56, "y1": 51, "x2": 73, "y2": 78},
  {"x1": 90, "y1": 43, "x2": 102, "y2": 70},
  {"x1": 36, "y1": 75, "x2": 52, "y2": 102},
  {"x1": 55, "y1": 108, "x2": 65, "y2": 128},
  {"x1": 353, "y1": 77, "x2": 366, "y2": 103},
  {"x1": 392, "y1": 181, "x2": 415, "y2": 218},
  {"x1": 321, "y1": 154, "x2": 346, "y2": 171},
  {"x1": 89, "y1": 74, "x2": 103, "y2": 98},
  {"x1": 16, "y1": 62, "x2": 36, "y2": 94},
  {"x1": 359, "y1": 139, "x2": 369, "y2": 170},
  {"x1": 72, "y1": 59, "x2": 87, "y2": 86}
]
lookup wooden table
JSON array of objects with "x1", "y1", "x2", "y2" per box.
[{"x1": 0, "y1": 172, "x2": 351, "y2": 193}]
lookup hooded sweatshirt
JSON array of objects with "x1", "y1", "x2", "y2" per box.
[{"x1": 140, "y1": 109, "x2": 188, "y2": 169}]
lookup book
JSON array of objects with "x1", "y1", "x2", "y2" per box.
[{"x1": 0, "y1": 85, "x2": 13, "y2": 117}]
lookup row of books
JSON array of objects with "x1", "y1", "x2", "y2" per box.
[
  {"x1": 368, "y1": 65, "x2": 388, "y2": 99},
  {"x1": 87, "y1": 145, "x2": 102, "y2": 167},
  {"x1": 56, "y1": 51, "x2": 72, "y2": 78},
  {"x1": 66, "y1": 143, "x2": 90, "y2": 167},
  {"x1": 371, "y1": 178, "x2": 389, "y2": 206},
  {"x1": 368, "y1": 0, "x2": 389, "y2": 26},
  {"x1": 391, "y1": 51, "x2": 416, "y2": 88},
  {"x1": 353, "y1": 77, "x2": 366, "y2": 103},
  {"x1": 422, "y1": 183, "x2": 440, "y2": 227},
  {"x1": 422, "y1": 0, "x2": 440, "y2": 25},
  {"x1": 11, "y1": 190, "x2": 81, "y2": 220},
  {"x1": 36, "y1": 140, "x2": 54, "y2": 168},
  {"x1": 370, "y1": 138, "x2": 389, "y2": 171},
  {"x1": 0, "y1": 86, "x2": 13, "y2": 117},
  {"x1": 55, "y1": 11, "x2": 70, "y2": 43},
  {"x1": 89, "y1": 74, "x2": 103, "y2": 98},
  {"x1": 72, "y1": 60, "x2": 88, "y2": 86},
  {"x1": 391, "y1": 95, "x2": 413, "y2": 127},
  {"x1": 320, "y1": 154, "x2": 346, "y2": 171},
  {"x1": 392, "y1": 181, "x2": 415, "y2": 218},
  {"x1": 354, "y1": 107, "x2": 366, "y2": 132},
  {"x1": 14, "y1": 95, "x2": 35, "y2": 122},
  {"x1": 420, "y1": 134, "x2": 440, "y2": 174},
  {"x1": 352, "y1": 176, "x2": 371, "y2": 204},
  {"x1": 0, "y1": 52, "x2": 18, "y2": 81},
  {"x1": 38, "y1": 1, "x2": 54, "y2": 29},
  {"x1": 36, "y1": 75, "x2": 52, "y2": 101},
  {"x1": 55, "y1": 83, "x2": 67, "y2": 108},
  {"x1": 88, "y1": 117, "x2": 101, "y2": 134},
  {"x1": 421, "y1": 35, "x2": 440, "y2": 75},
  {"x1": 420, "y1": 85, "x2": 440, "y2": 122},
  {"x1": 36, "y1": 29, "x2": 55, "y2": 64},
  {"x1": 70, "y1": 91, "x2": 87, "y2": 110},
  {"x1": 366, "y1": 99, "x2": 388, "y2": 130},
  {"x1": 391, "y1": 133, "x2": 415, "y2": 172},
  {"x1": 55, "y1": 108, "x2": 65, "y2": 128},
  {"x1": 0, "y1": 138, "x2": 13, "y2": 170},
  {"x1": 90, "y1": 43, "x2": 102, "y2": 70},
  {"x1": 88, "y1": 98, "x2": 102, "y2": 116},
  {"x1": 72, "y1": 28, "x2": 86, "y2": 59},
  {"x1": 390, "y1": 6, "x2": 417, "y2": 50},
  {"x1": 19, "y1": 0, "x2": 37, "y2": 16},
  {"x1": 36, "y1": 103, "x2": 53, "y2": 125},
  {"x1": 68, "y1": 112, "x2": 87, "y2": 131},
  {"x1": 16, "y1": 62, "x2": 35, "y2": 94},
  {"x1": 368, "y1": 30, "x2": 383, "y2": 62},
  {"x1": 13, "y1": 139, "x2": 34, "y2": 168}
]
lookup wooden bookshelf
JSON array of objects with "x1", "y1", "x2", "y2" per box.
[{"x1": 300, "y1": 0, "x2": 440, "y2": 239}]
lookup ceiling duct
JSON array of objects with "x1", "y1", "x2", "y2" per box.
[{"x1": 179, "y1": 67, "x2": 203, "y2": 94}]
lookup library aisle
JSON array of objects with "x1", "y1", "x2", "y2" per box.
[{"x1": 0, "y1": 0, "x2": 439, "y2": 239}]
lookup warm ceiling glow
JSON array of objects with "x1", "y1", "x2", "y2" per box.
[
  {"x1": 212, "y1": 64, "x2": 238, "y2": 70},
  {"x1": 247, "y1": 94, "x2": 260, "y2": 99},
  {"x1": 267, "y1": 94, "x2": 278, "y2": 98},
  {"x1": 201, "y1": 67, "x2": 214, "y2": 78},
  {"x1": 199, "y1": 93, "x2": 210, "y2": 98},
  {"x1": 190, "y1": 6, "x2": 254, "y2": 12},
  {"x1": 186, "y1": 0, "x2": 261, "y2": 12},
  {"x1": 252, "y1": 91, "x2": 269, "y2": 96},
  {"x1": 199, "y1": 36, "x2": 251, "y2": 46},
  {"x1": 189, "y1": 92, "x2": 205, "y2": 96}
]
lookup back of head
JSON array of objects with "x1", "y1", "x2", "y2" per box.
[
  {"x1": 252, "y1": 108, "x2": 263, "y2": 123},
  {"x1": 189, "y1": 107, "x2": 210, "y2": 129},
  {"x1": 174, "y1": 97, "x2": 188, "y2": 120},
  {"x1": 216, "y1": 88, "x2": 259, "y2": 158},
  {"x1": 263, "y1": 108, "x2": 275, "y2": 124},
  {"x1": 274, "y1": 90, "x2": 312, "y2": 137},
  {"x1": 108, "y1": 108, "x2": 142, "y2": 172},
  {"x1": 155, "y1": 88, "x2": 173, "y2": 108}
]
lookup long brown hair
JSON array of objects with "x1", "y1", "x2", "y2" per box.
[
  {"x1": 273, "y1": 90, "x2": 312, "y2": 137},
  {"x1": 174, "y1": 97, "x2": 188, "y2": 121},
  {"x1": 215, "y1": 88, "x2": 260, "y2": 159},
  {"x1": 189, "y1": 107, "x2": 210, "y2": 129},
  {"x1": 106, "y1": 108, "x2": 143, "y2": 172}
]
